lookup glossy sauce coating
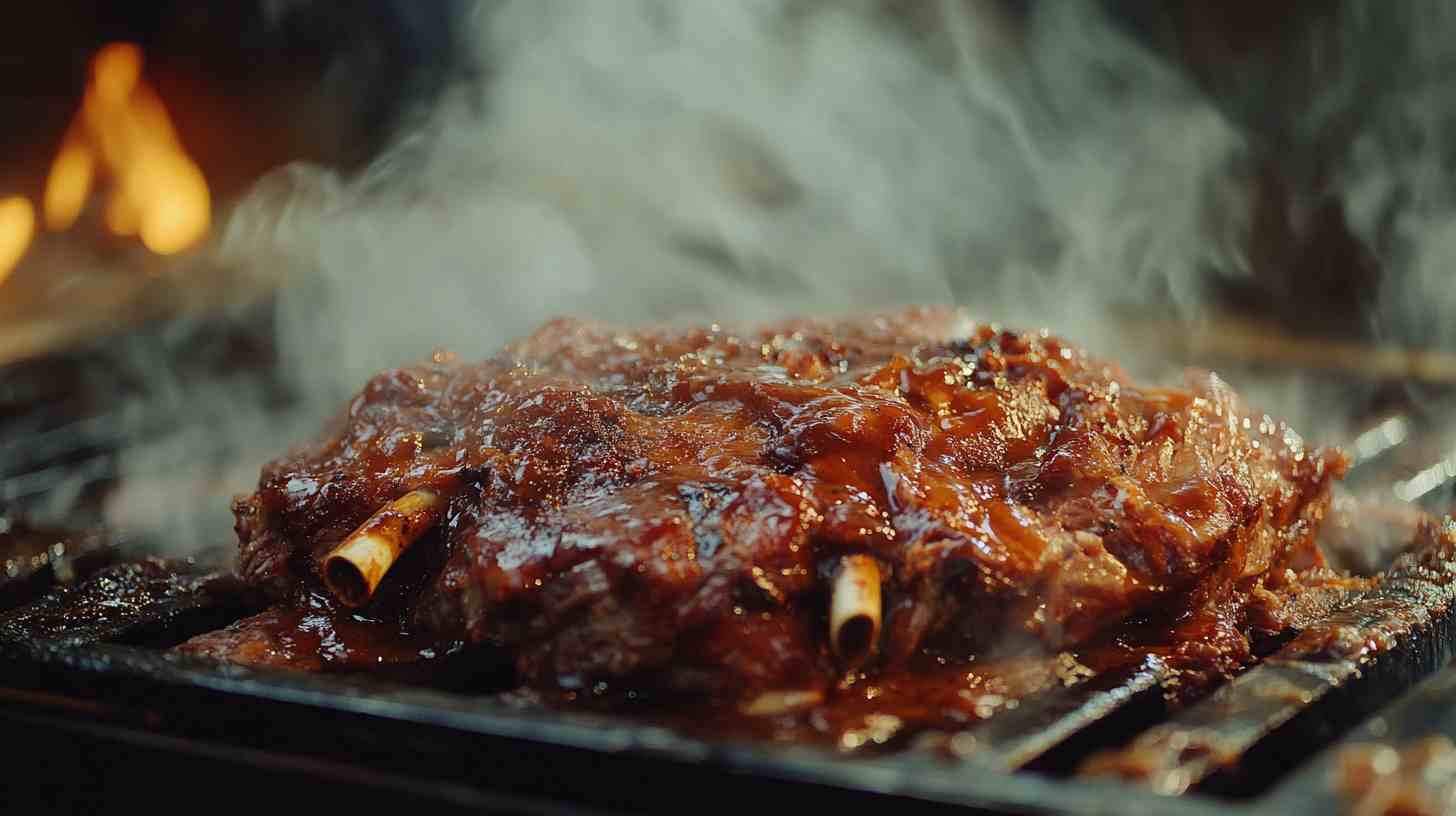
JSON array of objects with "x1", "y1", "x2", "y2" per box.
[
  {"x1": 233, "y1": 307, "x2": 1347, "y2": 705},
  {"x1": 176, "y1": 591, "x2": 439, "y2": 671},
  {"x1": 0, "y1": 559, "x2": 229, "y2": 645},
  {"x1": 0, "y1": 518, "x2": 115, "y2": 610}
]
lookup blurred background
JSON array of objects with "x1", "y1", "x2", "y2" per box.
[{"x1": 3, "y1": 0, "x2": 1456, "y2": 554}]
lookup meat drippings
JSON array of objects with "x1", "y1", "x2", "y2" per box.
[{"x1": 175, "y1": 592, "x2": 441, "y2": 671}]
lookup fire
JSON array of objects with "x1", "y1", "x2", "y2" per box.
[
  {"x1": 44, "y1": 138, "x2": 94, "y2": 232},
  {"x1": 41, "y1": 42, "x2": 211, "y2": 255},
  {"x1": 0, "y1": 197, "x2": 36, "y2": 284}
]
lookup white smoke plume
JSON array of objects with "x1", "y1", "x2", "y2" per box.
[
  {"x1": 110, "y1": 1, "x2": 1398, "y2": 553},
  {"x1": 225, "y1": 1, "x2": 1248, "y2": 383},
  {"x1": 1334, "y1": 2, "x2": 1456, "y2": 358}
]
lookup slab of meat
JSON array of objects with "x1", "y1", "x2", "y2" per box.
[{"x1": 227, "y1": 306, "x2": 1346, "y2": 697}]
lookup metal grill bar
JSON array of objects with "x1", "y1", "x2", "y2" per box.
[
  {"x1": 1260, "y1": 664, "x2": 1456, "y2": 815},
  {"x1": 0, "y1": 411, "x2": 126, "y2": 470},
  {"x1": 1079, "y1": 533, "x2": 1456, "y2": 795},
  {"x1": 0, "y1": 639, "x2": 1232, "y2": 816},
  {"x1": 944, "y1": 655, "x2": 1169, "y2": 772}
]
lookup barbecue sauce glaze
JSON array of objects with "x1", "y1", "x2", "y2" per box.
[{"x1": 181, "y1": 307, "x2": 1360, "y2": 745}]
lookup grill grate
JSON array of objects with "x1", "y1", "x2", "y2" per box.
[
  {"x1": 5, "y1": 321, "x2": 1456, "y2": 814},
  {"x1": 3, "y1": 596, "x2": 1453, "y2": 815},
  {"x1": 942, "y1": 655, "x2": 1171, "y2": 774},
  {"x1": 0, "y1": 300, "x2": 281, "y2": 521},
  {"x1": 1261, "y1": 663, "x2": 1456, "y2": 814},
  {"x1": 1078, "y1": 533, "x2": 1456, "y2": 797}
]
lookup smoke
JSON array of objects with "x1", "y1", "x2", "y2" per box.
[
  {"x1": 101, "y1": 0, "x2": 1450, "y2": 553},
  {"x1": 221, "y1": 1, "x2": 1248, "y2": 378},
  {"x1": 107, "y1": 1, "x2": 1255, "y2": 552},
  {"x1": 1335, "y1": 1, "x2": 1456, "y2": 359}
]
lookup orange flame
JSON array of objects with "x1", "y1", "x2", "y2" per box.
[
  {"x1": 0, "y1": 197, "x2": 36, "y2": 283},
  {"x1": 42, "y1": 42, "x2": 211, "y2": 255},
  {"x1": 44, "y1": 137, "x2": 95, "y2": 232}
]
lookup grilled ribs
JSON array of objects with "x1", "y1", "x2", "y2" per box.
[{"x1": 210, "y1": 306, "x2": 1347, "y2": 696}]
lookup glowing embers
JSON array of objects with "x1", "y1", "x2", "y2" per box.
[{"x1": 42, "y1": 42, "x2": 211, "y2": 254}]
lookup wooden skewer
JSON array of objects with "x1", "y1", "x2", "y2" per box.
[
  {"x1": 322, "y1": 487, "x2": 450, "y2": 607},
  {"x1": 830, "y1": 554, "x2": 883, "y2": 668}
]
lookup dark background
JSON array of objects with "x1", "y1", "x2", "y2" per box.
[{"x1": 0, "y1": 2, "x2": 472, "y2": 205}]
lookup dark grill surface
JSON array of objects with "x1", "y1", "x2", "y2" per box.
[{"x1": 5, "y1": 320, "x2": 1456, "y2": 815}]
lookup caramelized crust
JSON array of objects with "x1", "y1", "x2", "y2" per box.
[{"x1": 231, "y1": 306, "x2": 1346, "y2": 695}]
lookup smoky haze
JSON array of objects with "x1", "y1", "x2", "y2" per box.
[
  {"x1": 93, "y1": 0, "x2": 1454, "y2": 554},
  {"x1": 226, "y1": 1, "x2": 1245, "y2": 382}
]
